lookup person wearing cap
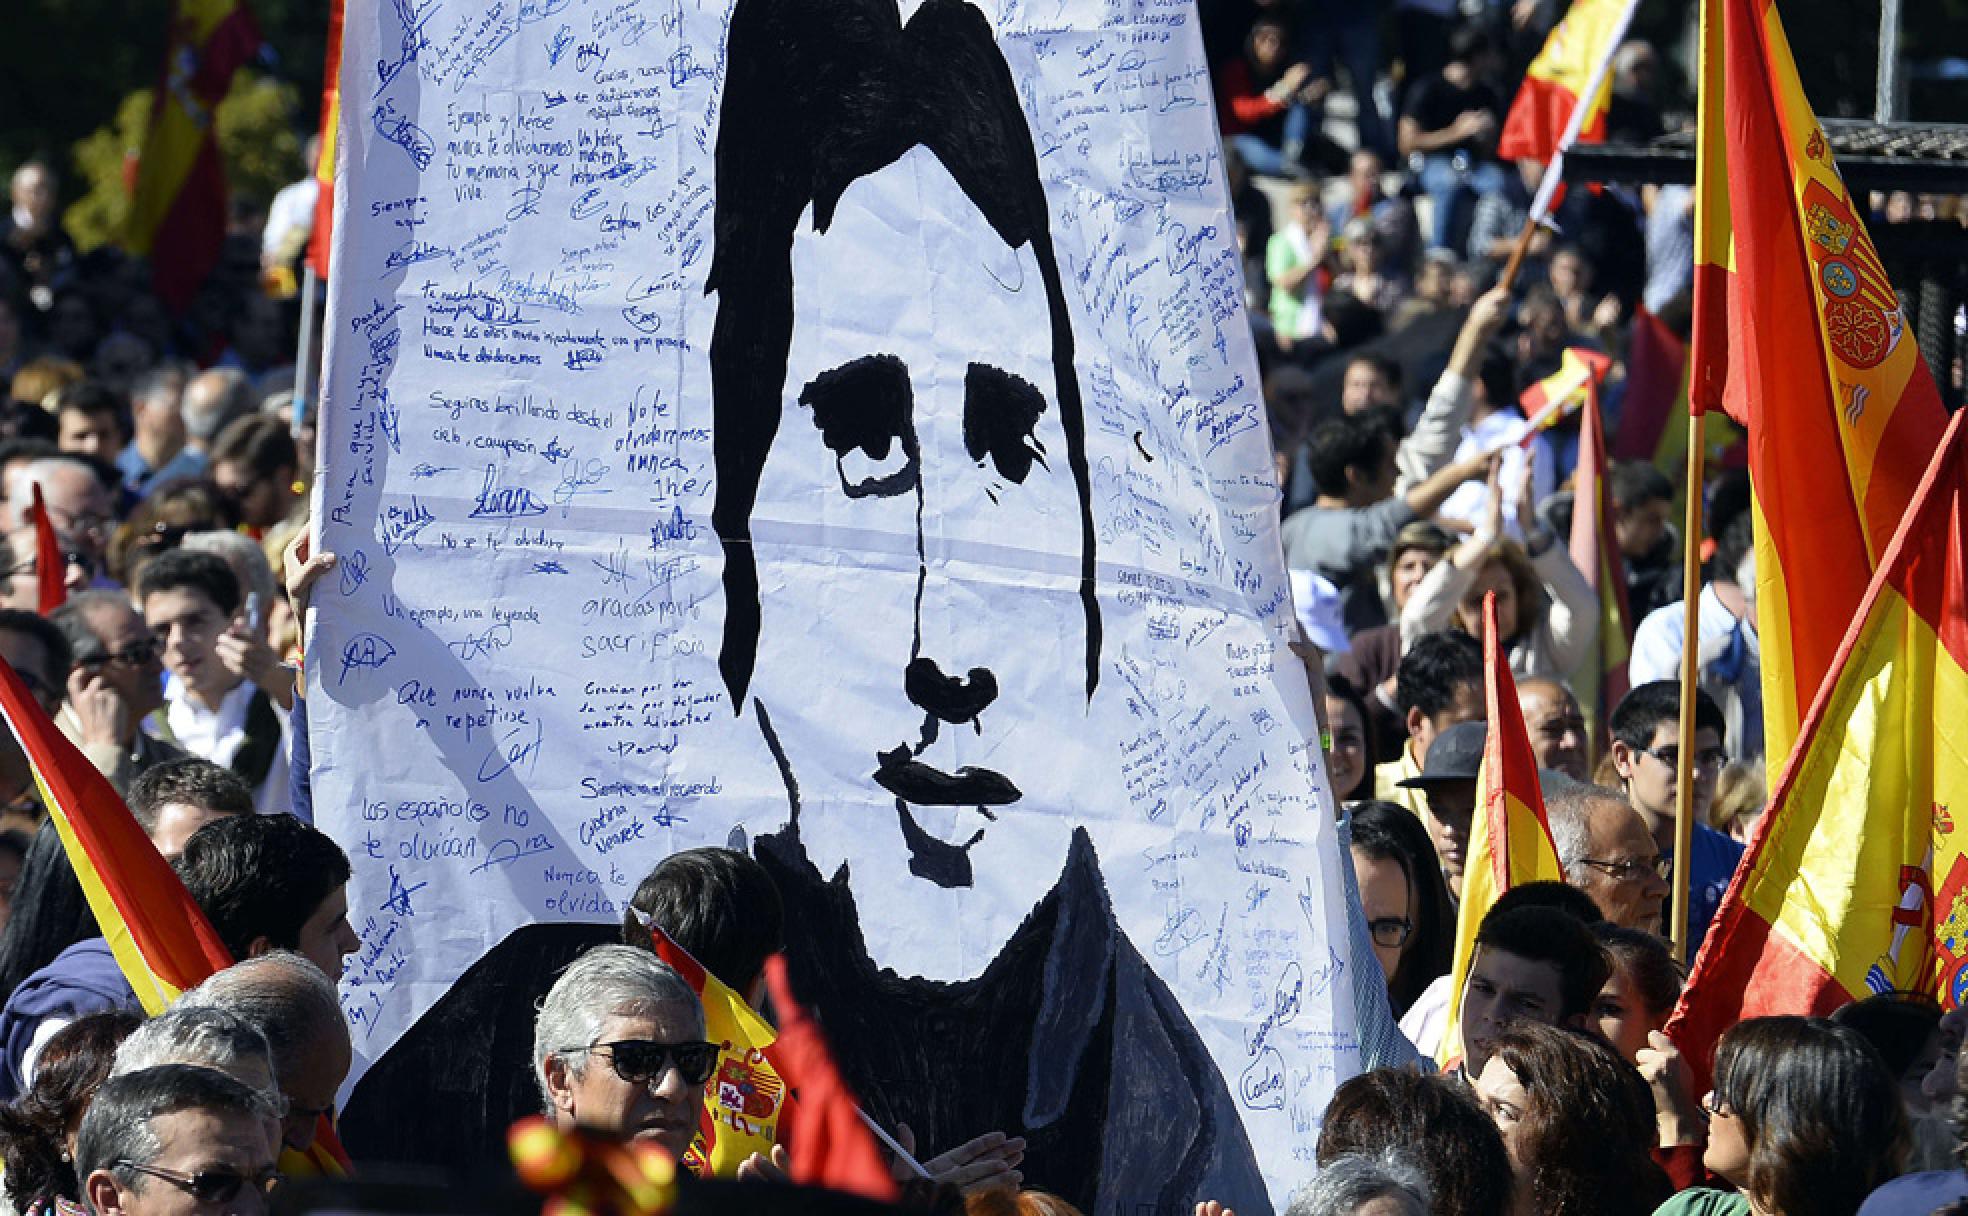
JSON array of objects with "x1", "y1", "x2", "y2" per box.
[{"x1": 1395, "y1": 718, "x2": 1487, "y2": 899}]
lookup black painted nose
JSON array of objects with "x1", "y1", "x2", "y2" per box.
[{"x1": 904, "y1": 657, "x2": 998, "y2": 724}]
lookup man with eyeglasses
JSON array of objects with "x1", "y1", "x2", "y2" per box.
[
  {"x1": 77, "y1": 1064, "x2": 282, "y2": 1216},
  {"x1": 1607, "y1": 681, "x2": 1745, "y2": 956},
  {"x1": 51, "y1": 591, "x2": 189, "y2": 795},
  {"x1": 0, "y1": 525, "x2": 94, "y2": 611},
  {"x1": 1543, "y1": 772, "x2": 1669, "y2": 934},
  {"x1": 5, "y1": 456, "x2": 115, "y2": 568},
  {"x1": 534, "y1": 945, "x2": 711, "y2": 1164}
]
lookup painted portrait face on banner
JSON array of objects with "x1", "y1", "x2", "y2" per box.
[{"x1": 707, "y1": 0, "x2": 1103, "y2": 976}]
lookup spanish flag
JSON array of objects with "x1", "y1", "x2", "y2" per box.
[
  {"x1": 1496, "y1": 0, "x2": 1637, "y2": 164},
  {"x1": 646, "y1": 924, "x2": 789, "y2": 1177},
  {"x1": 1438, "y1": 593, "x2": 1567, "y2": 1067},
  {"x1": 1689, "y1": 0, "x2": 1947, "y2": 776},
  {"x1": 0, "y1": 657, "x2": 233, "y2": 1011},
  {"x1": 1671, "y1": 406, "x2": 1968, "y2": 1075},
  {"x1": 1517, "y1": 346, "x2": 1612, "y2": 439},
  {"x1": 1566, "y1": 368, "x2": 1630, "y2": 756},
  {"x1": 127, "y1": 0, "x2": 262, "y2": 311},
  {"x1": 305, "y1": 0, "x2": 344, "y2": 280},
  {"x1": 0, "y1": 657, "x2": 352, "y2": 1172}
]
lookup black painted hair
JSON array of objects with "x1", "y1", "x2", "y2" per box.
[
  {"x1": 707, "y1": 0, "x2": 1097, "y2": 709},
  {"x1": 173, "y1": 813, "x2": 351, "y2": 961},
  {"x1": 622, "y1": 846, "x2": 785, "y2": 993}
]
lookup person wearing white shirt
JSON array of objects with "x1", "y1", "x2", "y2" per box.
[
  {"x1": 138, "y1": 550, "x2": 294, "y2": 814},
  {"x1": 1628, "y1": 513, "x2": 1762, "y2": 763},
  {"x1": 1436, "y1": 347, "x2": 1556, "y2": 540}
]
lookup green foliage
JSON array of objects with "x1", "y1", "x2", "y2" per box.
[{"x1": 62, "y1": 72, "x2": 304, "y2": 254}]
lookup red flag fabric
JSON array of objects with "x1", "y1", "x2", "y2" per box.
[
  {"x1": 1567, "y1": 375, "x2": 1632, "y2": 752},
  {"x1": 305, "y1": 0, "x2": 344, "y2": 279},
  {"x1": 29, "y1": 486, "x2": 67, "y2": 615},
  {"x1": 760, "y1": 956, "x2": 897, "y2": 1202}
]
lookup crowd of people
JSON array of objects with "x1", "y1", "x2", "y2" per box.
[{"x1": 2, "y1": 0, "x2": 1968, "y2": 1212}]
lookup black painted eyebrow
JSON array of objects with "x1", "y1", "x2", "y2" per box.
[
  {"x1": 962, "y1": 362, "x2": 1048, "y2": 483},
  {"x1": 799, "y1": 353, "x2": 914, "y2": 461}
]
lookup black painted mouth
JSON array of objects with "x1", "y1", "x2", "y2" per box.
[{"x1": 873, "y1": 745, "x2": 1022, "y2": 805}]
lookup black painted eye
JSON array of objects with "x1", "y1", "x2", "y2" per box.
[
  {"x1": 963, "y1": 363, "x2": 1048, "y2": 484},
  {"x1": 799, "y1": 354, "x2": 918, "y2": 498}
]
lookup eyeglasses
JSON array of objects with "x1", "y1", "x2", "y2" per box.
[
  {"x1": 78, "y1": 637, "x2": 162, "y2": 672},
  {"x1": 0, "y1": 550, "x2": 97, "y2": 580},
  {"x1": 1577, "y1": 856, "x2": 1671, "y2": 882},
  {"x1": 1368, "y1": 917, "x2": 1414, "y2": 949},
  {"x1": 114, "y1": 1161, "x2": 282, "y2": 1204},
  {"x1": 564, "y1": 1039, "x2": 720, "y2": 1087},
  {"x1": 1642, "y1": 745, "x2": 1729, "y2": 774},
  {"x1": 1700, "y1": 1092, "x2": 1735, "y2": 1119}
]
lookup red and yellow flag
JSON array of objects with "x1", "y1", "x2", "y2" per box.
[
  {"x1": 0, "y1": 656, "x2": 353, "y2": 1172},
  {"x1": 1689, "y1": 0, "x2": 1947, "y2": 776},
  {"x1": 1497, "y1": 0, "x2": 1635, "y2": 164},
  {"x1": 1566, "y1": 368, "x2": 1631, "y2": 755},
  {"x1": 1438, "y1": 594, "x2": 1568, "y2": 1067},
  {"x1": 0, "y1": 658, "x2": 232, "y2": 1010},
  {"x1": 305, "y1": 0, "x2": 344, "y2": 280},
  {"x1": 646, "y1": 925, "x2": 789, "y2": 1177},
  {"x1": 1517, "y1": 346, "x2": 1612, "y2": 439},
  {"x1": 1670, "y1": 407, "x2": 1968, "y2": 1076},
  {"x1": 761, "y1": 956, "x2": 897, "y2": 1202},
  {"x1": 127, "y1": 0, "x2": 262, "y2": 311}
]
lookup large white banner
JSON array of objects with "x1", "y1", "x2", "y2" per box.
[{"x1": 313, "y1": 0, "x2": 1362, "y2": 1207}]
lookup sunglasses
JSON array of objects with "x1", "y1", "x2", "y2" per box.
[
  {"x1": 114, "y1": 1161, "x2": 282, "y2": 1204},
  {"x1": 78, "y1": 637, "x2": 163, "y2": 672},
  {"x1": 567, "y1": 1039, "x2": 720, "y2": 1087}
]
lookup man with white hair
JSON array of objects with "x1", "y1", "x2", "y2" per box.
[
  {"x1": 113, "y1": 1005, "x2": 280, "y2": 1098},
  {"x1": 6, "y1": 455, "x2": 113, "y2": 566},
  {"x1": 1542, "y1": 772, "x2": 1668, "y2": 934},
  {"x1": 533, "y1": 944, "x2": 711, "y2": 1163},
  {"x1": 177, "y1": 952, "x2": 350, "y2": 1158}
]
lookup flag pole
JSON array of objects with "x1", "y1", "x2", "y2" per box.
[
  {"x1": 1670, "y1": 416, "x2": 1706, "y2": 958},
  {"x1": 292, "y1": 264, "x2": 318, "y2": 438}
]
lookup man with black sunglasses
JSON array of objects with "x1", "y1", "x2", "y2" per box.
[
  {"x1": 51, "y1": 591, "x2": 189, "y2": 795},
  {"x1": 534, "y1": 945, "x2": 711, "y2": 1165},
  {"x1": 77, "y1": 1064, "x2": 282, "y2": 1216}
]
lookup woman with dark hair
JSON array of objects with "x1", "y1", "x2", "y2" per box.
[
  {"x1": 1833, "y1": 993, "x2": 1950, "y2": 1173},
  {"x1": 1662, "y1": 1016, "x2": 1908, "y2": 1216},
  {"x1": 1317, "y1": 1067, "x2": 1513, "y2": 1216},
  {"x1": 1346, "y1": 801, "x2": 1452, "y2": 1017},
  {"x1": 1476, "y1": 1022, "x2": 1669, "y2": 1216},
  {"x1": 0, "y1": 1009, "x2": 142, "y2": 1216},
  {"x1": 1324, "y1": 673, "x2": 1375, "y2": 804}
]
